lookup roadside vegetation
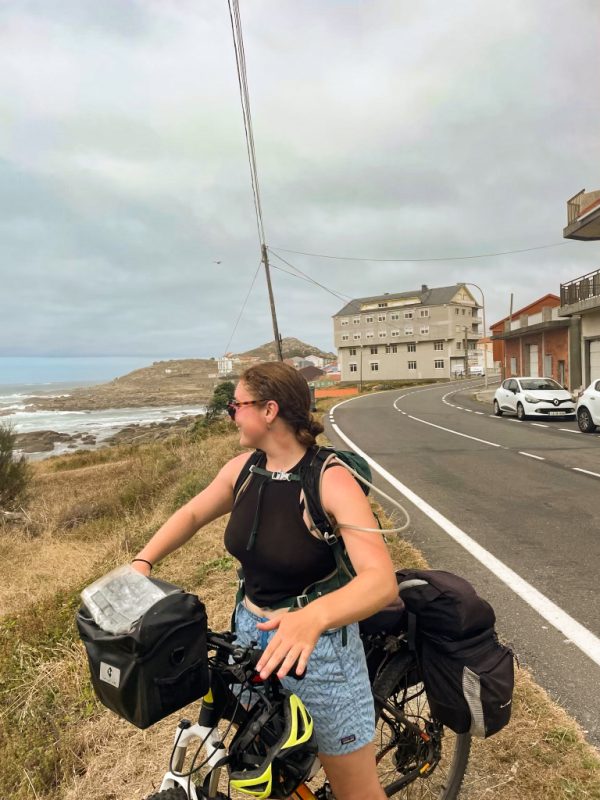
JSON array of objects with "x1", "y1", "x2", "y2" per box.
[
  {"x1": 0, "y1": 422, "x2": 31, "y2": 513},
  {"x1": 0, "y1": 401, "x2": 599, "y2": 799}
]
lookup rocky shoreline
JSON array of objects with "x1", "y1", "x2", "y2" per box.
[{"x1": 15, "y1": 413, "x2": 204, "y2": 455}]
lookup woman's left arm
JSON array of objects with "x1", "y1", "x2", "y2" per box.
[{"x1": 256, "y1": 465, "x2": 398, "y2": 679}]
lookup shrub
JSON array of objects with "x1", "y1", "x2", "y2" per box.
[{"x1": 0, "y1": 423, "x2": 31, "y2": 511}]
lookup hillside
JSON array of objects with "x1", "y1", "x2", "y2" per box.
[
  {"x1": 234, "y1": 336, "x2": 335, "y2": 361},
  {"x1": 23, "y1": 340, "x2": 335, "y2": 412}
]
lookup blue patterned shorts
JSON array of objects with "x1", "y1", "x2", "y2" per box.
[{"x1": 234, "y1": 602, "x2": 376, "y2": 756}]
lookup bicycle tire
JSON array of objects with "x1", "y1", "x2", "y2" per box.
[
  {"x1": 372, "y1": 652, "x2": 471, "y2": 799},
  {"x1": 144, "y1": 787, "x2": 188, "y2": 800}
]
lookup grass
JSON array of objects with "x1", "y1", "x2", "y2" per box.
[{"x1": 0, "y1": 409, "x2": 599, "y2": 799}]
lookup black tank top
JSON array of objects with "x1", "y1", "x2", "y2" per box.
[{"x1": 224, "y1": 449, "x2": 337, "y2": 608}]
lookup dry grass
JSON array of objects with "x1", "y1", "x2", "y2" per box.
[{"x1": 1, "y1": 420, "x2": 599, "y2": 800}]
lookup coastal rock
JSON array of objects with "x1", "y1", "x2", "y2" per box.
[{"x1": 16, "y1": 430, "x2": 74, "y2": 453}]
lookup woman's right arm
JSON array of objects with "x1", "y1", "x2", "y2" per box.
[{"x1": 131, "y1": 452, "x2": 249, "y2": 575}]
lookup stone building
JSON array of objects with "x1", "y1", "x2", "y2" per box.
[{"x1": 333, "y1": 284, "x2": 482, "y2": 382}]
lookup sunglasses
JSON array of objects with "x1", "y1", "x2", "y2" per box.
[{"x1": 226, "y1": 399, "x2": 263, "y2": 419}]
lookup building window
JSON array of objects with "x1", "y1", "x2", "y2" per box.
[
  {"x1": 455, "y1": 324, "x2": 462, "y2": 332},
  {"x1": 341, "y1": 318, "x2": 349, "y2": 326},
  {"x1": 370, "y1": 362, "x2": 379, "y2": 372},
  {"x1": 468, "y1": 341, "x2": 476, "y2": 350},
  {"x1": 462, "y1": 308, "x2": 466, "y2": 315},
  {"x1": 378, "y1": 314, "x2": 386, "y2": 322},
  {"x1": 456, "y1": 340, "x2": 462, "y2": 349},
  {"x1": 391, "y1": 329, "x2": 400, "y2": 337},
  {"x1": 404, "y1": 311, "x2": 413, "y2": 319},
  {"x1": 378, "y1": 331, "x2": 387, "y2": 338},
  {"x1": 342, "y1": 334, "x2": 349, "y2": 341},
  {"x1": 353, "y1": 317, "x2": 361, "y2": 325},
  {"x1": 420, "y1": 326, "x2": 429, "y2": 335},
  {"x1": 353, "y1": 333, "x2": 361, "y2": 340},
  {"x1": 349, "y1": 347, "x2": 357, "y2": 356},
  {"x1": 385, "y1": 344, "x2": 398, "y2": 354},
  {"x1": 349, "y1": 363, "x2": 358, "y2": 373},
  {"x1": 407, "y1": 342, "x2": 416, "y2": 353},
  {"x1": 404, "y1": 326, "x2": 413, "y2": 335},
  {"x1": 455, "y1": 308, "x2": 460, "y2": 315},
  {"x1": 419, "y1": 309, "x2": 429, "y2": 318},
  {"x1": 370, "y1": 346, "x2": 378, "y2": 355},
  {"x1": 434, "y1": 340, "x2": 444, "y2": 351},
  {"x1": 366, "y1": 331, "x2": 374, "y2": 339},
  {"x1": 434, "y1": 359, "x2": 444, "y2": 369},
  {"x1": 390, "y1": 313, "x2": 399, "y2": 320},
  {"x1": 408, "y1": 360, "x2": 417, "y2": 370},
  {"x1": 365, "y1": 315, "x2": 374, "y2": 323},
  {"x1": 378, "y1": 302, "x2": 388, "y2": 308}
]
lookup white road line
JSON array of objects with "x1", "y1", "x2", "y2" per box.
[
  {"x1": 328, "y1": 408, "x2": 600, "y2": 669},
  {"x1": 401, "y1": 411, "x2": 504, "y2": 448},
  {"x1": 474, "y1": 411, "x2": 484, "y2": 415},
  {"x1": 560, "y1": 428, "x2": 581, "y2": 434},
  {"x1": 507, "y1": 419, "x2": 520, "y2": 423},
  {"x1": 573, "y1": 467, "x2": 600, "y2": 479},
  {"x1": 519, "y1": 451, "x2": 545, "y2": 461},
  {"x1": 455, "y1": 406, "x2": 463, "y2": 410},
  {"x1": 464, "y1": 409, "x2": 473, "y2": 413},
  {"x1": 531, "y1": 423, "x2": 548, "y2": 428}
]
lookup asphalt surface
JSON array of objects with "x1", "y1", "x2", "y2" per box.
[{"x1": 324, "y1": 380, "x2": 600, "y2": 747}]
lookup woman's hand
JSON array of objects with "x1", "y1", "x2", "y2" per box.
[
  {"x1": 130, "y1": 560, "x2": 152, "y2": 577},
  {"x1": 255, "y1": 607, "x2": 325, "y2": 680}
]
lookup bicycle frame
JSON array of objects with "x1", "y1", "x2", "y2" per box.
[{"x1": 151, "y1": 628, "x2": 412, "y2": 800}]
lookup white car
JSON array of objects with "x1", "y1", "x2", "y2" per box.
[
  {"x1": 576, "y1": 379, "x2": 600, "y2": 432},
  {"x1": 493, "y1": 377, "x2": 576, "y2": 421}
]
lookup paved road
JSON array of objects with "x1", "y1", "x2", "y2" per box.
[{"x1": 324, "y1": 380, "x2": 600, "y2": 746}]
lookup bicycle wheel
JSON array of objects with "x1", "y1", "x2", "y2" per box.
[
  {"x1": 144, "y1": 788, "x2": 188, "y2": 800},
  {"x1": 372, "y1": 653, "x2": 471, "y2": 799}
]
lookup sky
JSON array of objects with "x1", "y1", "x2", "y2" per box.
[{"x1": 1, "y1": 0, "x2": 600, "y2": 360}]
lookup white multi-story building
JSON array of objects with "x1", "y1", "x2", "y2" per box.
[{"x1": 333, "y1": 284, "x2": 482, "y2": 381}]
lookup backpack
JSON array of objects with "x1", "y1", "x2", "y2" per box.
[
  {"x1": 232, "y1": 447, "x2": 373, "y2": 622},
  {"x1": 397, "y1": 569, "x2": 515, "y2": 738}
]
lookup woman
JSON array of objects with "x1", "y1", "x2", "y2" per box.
[{"x1": 132, "y1": 362, "x2": 398, "y2": 800}]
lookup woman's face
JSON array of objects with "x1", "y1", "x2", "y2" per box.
[{"x1": 231, "y1": 381, "x2": 269, "y2": 448}]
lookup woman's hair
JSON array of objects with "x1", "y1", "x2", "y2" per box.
[{"x1": 240, "y1": 362, "x2": 324, "y2": 447}]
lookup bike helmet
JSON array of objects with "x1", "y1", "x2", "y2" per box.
[{"x1": 228, "y1": 691, "x2": 318, "y2": 799}]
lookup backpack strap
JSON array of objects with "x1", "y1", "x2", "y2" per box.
[{"x1": 233, "y1": 450, "x2": 266, "y2": 506}]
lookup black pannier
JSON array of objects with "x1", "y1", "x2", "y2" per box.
[
  {"x1": 397, "y1": 569, "x2": 515, "y2": 739},
  {"x1": 77, "y1": 582, "x2": 209, "y2": 729}
]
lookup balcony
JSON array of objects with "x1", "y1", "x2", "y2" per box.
[
  {"x1": 560, "y1": 268, "x2": 600, "y2": 316},
  {"x1": 563, "y1": 189, "x2": 600, "y2": 240}
]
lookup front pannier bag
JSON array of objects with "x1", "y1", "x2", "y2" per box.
[
  {"x1": 77, "y1": 588, "x2": 209, "y2": 729},
  {"x1": 397, "y1": 569, "x2": 515, "y2": 739}
]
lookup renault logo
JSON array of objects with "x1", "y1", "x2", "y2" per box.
[{"x1": 553, "y1": 398, "x2": 560, "y2": 406}]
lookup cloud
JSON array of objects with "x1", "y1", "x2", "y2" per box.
[{"x1": 1, "y1": 0, "x2": 599, "y2": 358}]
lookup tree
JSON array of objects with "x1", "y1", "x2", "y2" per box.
[
  {"x1": 0, "y1": 423, "x2": 31, "y2": 511},
  {"x1": 205, "y1": 381, "x2": 235, "y2": 422}
]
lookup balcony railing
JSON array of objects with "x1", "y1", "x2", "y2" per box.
[{"x1": 560, "y1": 267, "x2": 600, "y2": 306}]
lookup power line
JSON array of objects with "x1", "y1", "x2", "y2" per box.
[
  {"x1": 227, "y1": 0, "x2": 265, "y2": 246},
  {"x1": 223, "y1": 262, "x2": 262, "y2": 356},
  {"x1": 227, "y1": 0, "x2": 283, "y2": 360},
  {"x1": 269, "y1": 241, "x2": 568, "y2": 263},
  {"x1": 268, "y1": 250, "x2": 352, "y2": 302}
]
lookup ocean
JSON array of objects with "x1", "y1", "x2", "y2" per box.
[{"x1": 0, "y1": 356, "x2": 206, "y2": 458}]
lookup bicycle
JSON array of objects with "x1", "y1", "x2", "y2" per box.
[{"x1": 143, "y1": 611, "x2": 471, "y2": 800}]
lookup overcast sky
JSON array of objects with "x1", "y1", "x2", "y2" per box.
[{"x1": 2, "y1": 0, "x2": 600, "y2": 359}]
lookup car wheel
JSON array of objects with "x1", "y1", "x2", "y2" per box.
[
  {"x1": 493, "y1": 400, "x2": 503, "y2": 416},
  {"x1": 577, "y1": 407, "x2": 597, "y2": 433},
  {"x1": 516, "y1": 402, "x2": 527, "y2": 421}
]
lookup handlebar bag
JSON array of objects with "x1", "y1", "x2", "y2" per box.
[{"x1": 77, "y1": 588, "x2": 209, "y2": 729}]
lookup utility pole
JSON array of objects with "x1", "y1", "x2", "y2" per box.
[
  {"x1": 261, "y1": 245, "x2": 284, "y2": 362},
  {"x1": 464, "y1": 327, "x2": 470, "y2": 377}
]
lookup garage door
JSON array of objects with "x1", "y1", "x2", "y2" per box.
[
  {"x1": 590, "y1": 339, "x2": 600, "y2": 381},
  {"x1": 529, "y1": 344, "x2": 539, "y2": 376}
]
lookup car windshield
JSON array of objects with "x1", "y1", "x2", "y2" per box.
[{"x1": 519, "y1": 379, "x2": 563, "y2": 391}]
